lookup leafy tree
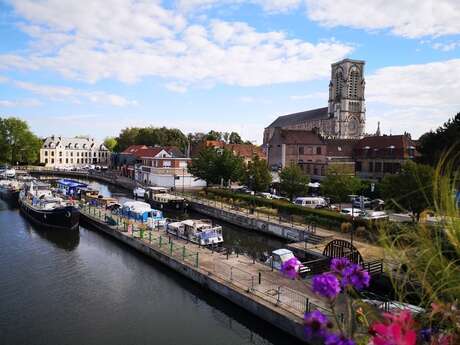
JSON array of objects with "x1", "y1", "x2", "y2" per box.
[
  {"x1": 103, "y1": 137, "x2": 117, "y2": 152},
  {"x1": 242, "y1": 155, "x2": 272, "y2": 192},
  {"x1": 206, "y1": 130, "x2": 222, "y2": 141},
  {"x1": 114, "y1": 126, "x2": 188, "y2": 152},
  {"x1": 279, "y1": 164, "x2": 309, "y2": 201},
  {"x1": 0, "y1": 117, "x2": 41, "y2": 164},
  {"x1": 188, "y1": 147, "x2": 244, "y2": 186},
  {"x1": 380, "y1": 161, "x2": 434, "y2": 221},
  {"x1": 115, "y1": 127, "x2": 140, "y2": 151},
  {"x1": 321, "y1": 167, "x2": 363, "y2": 205},
  {"x1": 228, "y1": 132, "x2": 243, "y2": 144},
  {"x1": 417, "y1": 112, "x2": 460, "y2": 168}
]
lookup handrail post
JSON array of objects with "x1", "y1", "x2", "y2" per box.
[
  {"x1": 277, "y1": 286, "x2": 281, "y2": 303},
  {"x1": 195, "y1": 253, "x2": 199, "y2": 267},
  {"x1": 169, "y1": 241, "x2": 173, "y2": 255},
  {"x1": 182, "y1": 246, "x2": 186, "y2": 260}
]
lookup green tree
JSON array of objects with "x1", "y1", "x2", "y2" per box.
[
  {"x1": 228, "y1": 132, "x2": 243, "y2": 144},
  {"x1": 0, "y1": 117, "x2": 41, "y2": 164},
  {"x1": 205, "y1": 130, "x2": 222, "y2": 141},
  {"x1": 115, "y1": 127, "x2": 140, "y2": 152},
  {"x1": 418, "y1": 112, "x2": 460, "y2": 168},
  {"x1": 103, "y1": 137, "x2": 117, "y2": 152},
  {"x1": 188, "y1": 148, "x2": 244, "y2": 186},
  {"x1": 114, "y1": 126, "x2": 188, "y2": 152},
  {"x1": 321, "y1": 167, "x2": 363, "y2": 205},
  {"x1": 380, "y1": 161, "x2": 434, "y2": 221},
  {"x1": 242, "y1": 155, "x2": 272, "y2": 192},
  {"x1": 279, "y1": 164, "x2": 309, "y2": 201}
]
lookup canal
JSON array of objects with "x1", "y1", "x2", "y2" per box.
[{"x1": 0, "y1": 180, "x2": 300, "y2": 345}]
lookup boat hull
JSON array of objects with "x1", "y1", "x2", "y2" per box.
[
  {"x1": 19, "y1": 198, "x2": 80, "y2": 230},
  {"x1": 0, "y1": 189, "x2": 19, "y2": 207},
  {"x1": 148, "y1": 198, "x2": 187, "y2": 212}
]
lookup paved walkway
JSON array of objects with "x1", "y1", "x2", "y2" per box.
[{"x1": 80, "y1": 204, "x2": 335, "y2": 321}]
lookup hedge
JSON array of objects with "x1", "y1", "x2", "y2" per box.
[{"x1": 203, "y1": 188, "x2": 375, "y2": 231}]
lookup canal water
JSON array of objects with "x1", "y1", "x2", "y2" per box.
[{"x1": 0, "y1": 181, "x2": 300, "y2": 345}]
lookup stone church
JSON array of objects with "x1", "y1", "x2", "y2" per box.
[{"x1": 263, "y1": 58, "x2": 366, "y2": 144}]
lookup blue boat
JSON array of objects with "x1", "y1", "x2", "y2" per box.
[
  {"x1": 57, "y1": 179, "x2": 88, "y2": 197},
  {"x1": 121, "y1": 201, "x2": 166, "y2": 227}
]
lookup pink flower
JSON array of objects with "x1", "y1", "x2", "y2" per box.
[{"x1": 370, "y1": 310, "x2": 417, "y2": 345}]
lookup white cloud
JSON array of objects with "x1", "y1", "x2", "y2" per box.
[
  {"x1": 432, "y1": 41, "x2": 460, "y2": 52},
  {"x1": 366, "y1": 58, "x2": 460, "y2": 137},
  {"x1": 0, "y1": 98, "x2": 42, "y2": 108},
  {"x1": 176, "y1": 0, "x2": 301, "y2": 13},
  {"x1": 306, "y1": 0, "x2": 460, "y2": 38},
  {"x1": 239, "y1": 96, "x2": 271, "y2": 104},
  {"x1": 165, "y1": 82, "x2": 188, "y2": 93},
  {"x1": 1, "y1": 0, "x2": 352, "y2": 88},
  {"x1": 12, "y1": 80, "x2": 137, "y2": 107},
  {"x1": 289, "y1": 91, "x2": 328, "y2": 100}
]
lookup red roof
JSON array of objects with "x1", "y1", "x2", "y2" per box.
[
  {"x1": 354, "y1": 135, "x2": 417, "y2": 159},
  {"x1": 121, "y1": 145, "x2": 149, "y2": 155},
  {"x1": 225, "y1": 144, "x2": 266, "y2": 160}
]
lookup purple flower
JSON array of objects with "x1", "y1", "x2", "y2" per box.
[
  {"x1": 281, "y1": 257, "x2": 301, "y2": 280},
  {"x1": 325, "y1": 333, "x2": 356, "y2": 345},
  {"x1": 312, "y1": 273, "x2": 341, "y2": 299},
  {"x1": 341, "y1": 264, "x2": 370, "y2": 290},
  {"x1": 304, "y1": 310, "x2": 331, "y2": 339},
  {"x1": 330, "y1": 257, "x2": 352, "y2": 275}
]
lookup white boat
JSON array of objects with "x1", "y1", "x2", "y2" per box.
[
  {"x1": 5, "y1": 169, "x2": 16, "y2": 178},
  {"x1": 121, "y1": 201, "x2": 166, "y2": 228},
  {"x1": 167, "y1": 219, "x2": 223, "y2": 245},
  {"x1": 265, "y1": 249, "x2": 310, "y2": 275},
  {"x1": 133, "y1": 187, "x2": 146, "y2": 199}
]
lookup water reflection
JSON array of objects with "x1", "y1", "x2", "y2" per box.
[{"x1": 25, "y1": 221, "x2": 80, "y2": 251}]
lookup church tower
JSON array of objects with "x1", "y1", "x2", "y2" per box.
[{"x1": 327, "y1": 59, "x2": 366, "y2": 139}]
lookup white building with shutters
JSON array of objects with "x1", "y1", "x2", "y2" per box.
[{"x1": 40, "y1": 135, "x2": 110, "y2": 168}]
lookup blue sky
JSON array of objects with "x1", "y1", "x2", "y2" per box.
[{"x1": 0, "y1": 0, "x2": 459, "y2": 143}]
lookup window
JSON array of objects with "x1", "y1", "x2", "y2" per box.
[
  {"x1": 375, "y1": 162, "x2": 382, "y2": 172},
  {"x1": 45, "y1": 158, "x2": 48, "y2": 164},
  {"x1": 51, "y1": 151, "x2": 54, "y2": 156},
  {"x1": 316, "y1": 147, "x2": 322, "y2": 155},
  {"x1": 163, "y1": 160, "x2": 171, "y2": 167},
  {"x1": 59, "y1": 158, "x2": 62, "y2": 163},
  {"x1": 313, "y1": 167, "x2": 318, "y2": 175},
  {"x1": 51, "y1": 159, "x2": 54, "y2": 164},
  {"x1": 355, "y1": 161, "x2": 362, "y2": 172},
  {"x1": 335, "y1": 69, "x2": 343, "y2": 97},
  {"x1": 66, "y1": 158, "x2": 68, "y2": 163},
  {"x1": 59, "y1": 151, "x2": 62, "y2": 156},
  {"x1": 45, "y1": 151, "x2": 48, "y2": 156},
  {"x1": 298, "y1": 146, "x2": 304, "y2": 155},
  {"x1": 71, "y1": 159, "x2": 73, "y2": 164},
  {"x1": 348, "y1": 68, "x2": 360, "y2": 99},
  {"x1": 369, "y1": 161, "x2": 374, "y2": 172},
  {"x1": 94, "y1": 152, "x2": 97, "y2": 157},
  {"x1": 70, "y1": 152, "x2": 73, "y2": 157},
  {"x1": 77, "y1": 152, "x2": 79, "y2": 157}
]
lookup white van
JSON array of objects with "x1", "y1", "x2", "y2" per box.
[{"x1": 294, "y1": 197, "x2": 327, "y2": 209}]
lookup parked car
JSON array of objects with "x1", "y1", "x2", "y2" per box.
[
  {"x1": 361, "y1": 210, "x2": 389, "y2": 220},
  {"x1": 271, "y1": 194, "x2": 289, "y2": 202},
  {"x1": 351, "y1": 196, "x2": 371, "y2": 209},
  {"x1": 257, "y1": 192, "x2": 272, "y2": 199},
  {"x1": 340, "y1": 208, "x2": 366, "y2": 218},
  {"x1": 294, "y1": 197, "x2": 328, "y2": 209}
]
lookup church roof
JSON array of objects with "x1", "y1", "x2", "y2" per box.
[{"x1": 267, "y1": 107, "x2": 328, "y2": 128}]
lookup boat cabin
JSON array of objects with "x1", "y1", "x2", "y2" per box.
[{"x1": 57, "y1": 179, "x2": 88, "y2": 197}]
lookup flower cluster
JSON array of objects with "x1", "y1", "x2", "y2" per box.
[
  {"x1": 304, "y1": 310, "x2": 355, "y2": 345},
  {"x1": 312, "y1": 258, "x2": 370, "y2": 300},
  {"x1": 280, "y1": 257, "x2": 302, "y2": 280},
  {"x1": 370, "y1": 310, "x2": 417, "y2": 345}
]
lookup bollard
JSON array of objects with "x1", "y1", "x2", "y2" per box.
[
  {"x1": 182, "y1": 246, "x2": 186, "y2": 260},
  {"x1": 230, "y1": 267, "x2": 233, "y2": 281},
  {"x1": 277, "y1": 286, "x2": 281, "y2": 303},
  {"x1": 226, "y1": 248, "x2": 229, "y2": 260},
  {"x1": 251, "y1": 276, "x2": 254, "y2": 291},
  {"x1": 169, "y1": 242, "x2": 173, "y2": 255},
  {"x1": 195, "y1": 253, "x2": 199, "y2": 267},
  {"x1": 159, "y1": 236, "x2": 163, "y2": 248},
  {"x1": 258, "y1": 272, "x2": 261, "y2": 284}
]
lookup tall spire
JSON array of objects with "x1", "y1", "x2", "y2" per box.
[{"x1": 376, "y1": 121, "x2": 381, "y2": 136}]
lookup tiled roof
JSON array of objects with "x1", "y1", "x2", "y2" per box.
[
  {"x1": 275, "y1": 129, "x2": 325, "y2": 145},
  {"x1": 267, "y1": 107, "x2": 328, "y2": 128},
  {"x1": 123, "y1": 145, "x2": 185, "y2": 158},
  {"x1": 121, "y1": 145, "x2": 149, "y2": 155},
  {"x1": 326, "y1": 139, "x2": 358, "y2": 157},
  {"x1": 354, "y1": 135, "x2": 417, "y2": 159},
  {"x1": 42, "y1": 136, "x2": 107, "y2": 150},
  {"x1": 225, "y1": 144, "x2": 265, "y2": 159}
]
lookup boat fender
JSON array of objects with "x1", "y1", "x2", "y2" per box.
[
  {"x1": 66, "y1": 211, "x2": 71, "y2": 218},
  {"x1": 261, "y1": 224, "x2": 267, "y2": 230}
]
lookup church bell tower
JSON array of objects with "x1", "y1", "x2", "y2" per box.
[{"x1": 328, "y1": 59, "x2": 366, "y2": 139}]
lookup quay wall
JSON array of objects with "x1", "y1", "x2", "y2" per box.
[
  {"x1": 80, "y1": 214, "x2": 307, "y2": 342},
  {"x1": 188, "y1": 201, "x2": 308, "y2": 242}
]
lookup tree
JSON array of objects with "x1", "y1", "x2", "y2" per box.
[
  {"x1": 114, "y1": 126, "x2": 188, "y2": 152},
  {"x1": 188, "y1": 148, "x2": 244, "y2": 186},
  {"x1": 380, "y1": 161, "x2": 434, "y2": 221},
  {"x1": 228, "y1": 132, "x2": 243, "y2": 144},
  {"x1": 321, "y1": 167, "x2": 363, "y2": 205},
  {"x1": 418, "y1": 112, "x2": 460, "y2": 168},
  {"x1": 103, "y1": 137, "x2": 117, "y2": 152},
  {"x1": 279, "y1": 164, "x2": 309, "y2": 201},
  {"x1": 242, "y1": 155, "x2": 272, "y2": 192},
  {"x1": 0, "y1": 117, "x2": 41, "y2": 164},
  {"x1": 115, "y1": 127, "x2": 140, "y2": 152},
  {"x1": 206, "y1": 130, "x2": 222, "y2": 141}
]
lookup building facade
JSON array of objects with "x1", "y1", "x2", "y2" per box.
[
  {"x1": 264, "y1": 58, "x2": 366, "y2": 144},
  {"x1": 267, "y1": 128, "x2": 328, "y2": 179},
  {"x1": 40, "y1": 136, "x2": 110, "y2": 168},
  {"x1": 354, "y1": 134, "x2": 418, "y2": 180},
  {"x1": 204, "y1": 141, "x2": 266, "y2": 164}
]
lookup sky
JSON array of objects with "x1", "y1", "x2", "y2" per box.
[{"x1": 0, "y1": 0, "x2": 460, "y2": 143}]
